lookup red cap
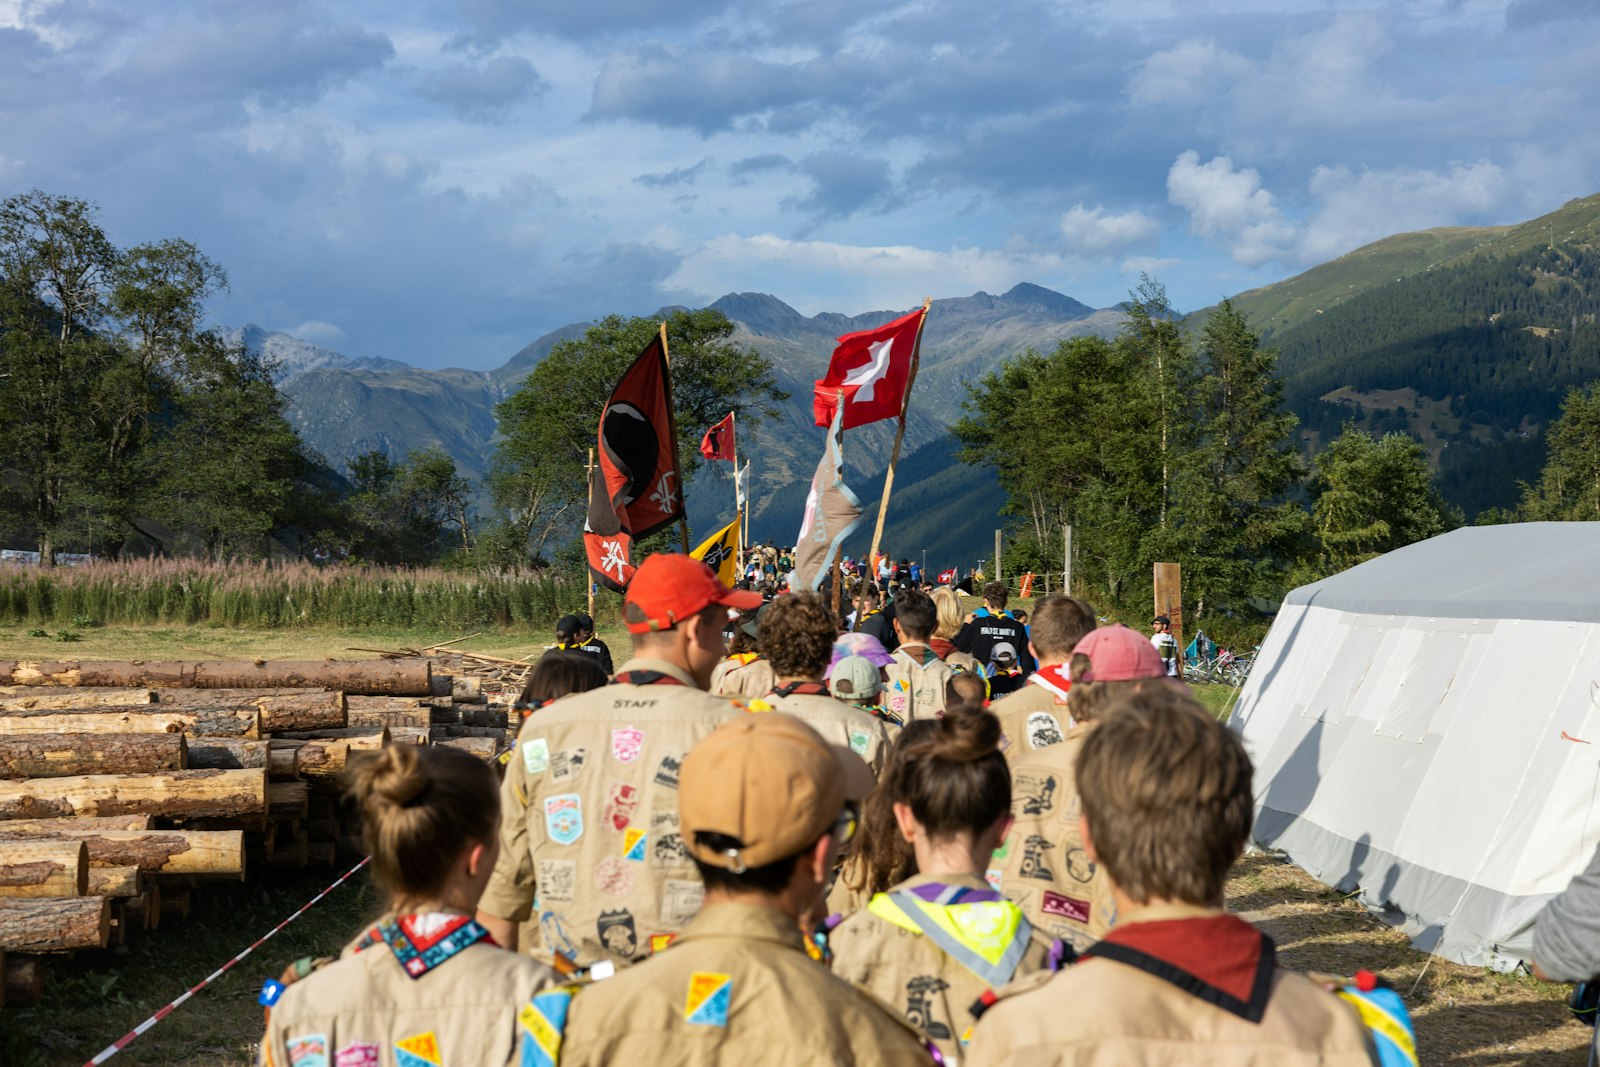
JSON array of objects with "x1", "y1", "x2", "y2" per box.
[
  {"x1": 1072, "y1": 624, "x2": 1168, "y2": 682},
  {"x1": 625, "y1": 553, "x2": 762, "y2": 634}
]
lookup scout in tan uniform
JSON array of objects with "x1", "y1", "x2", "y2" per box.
[
  {"x1": 709, "y1": 609, "x2": 776, "y2": 698},
  {"x1": 830, "y1": 704, "x2": 1057, "y2": 1062},
  {"x1": 991, "y1": 623, "x2": 1173, "y2": 951},
  {"x1": 559, "y1": 714, "x2": 934, "y2": 1067},
  {"x1": 476, "y1": 553, "x2": 762, "y2": 970},
  {"x1": 826, "y1": 719, "x2": 936, "y2": 917},
  {"x1": 965, "y1": 689, "x2": 1384, "y2": 1067},
  {"x1": 261, "y1": 745, "x2": 568, "y2": 1067},
  {"x1": 748, "y1": 591, "x2": 891, "y2": 775},
  {"x1": 882, "y1": 589, "x2": 957, "y2": 724},
  {"x1": 987, "y1": 594, "x2": 1096, "y2": 752}
]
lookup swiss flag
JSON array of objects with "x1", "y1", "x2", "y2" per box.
[
  {"x1": 938, "y1": 568, "x2": 958, "y2": 585},
  {"x1": 584, "y1": 332, "x2": 685, "y2": 592},
  {"x1": 699, "y1": 412, "x2": 735, "y2": 461},
  {"x1": 813, "y1": 307, "x2": 926, "y2": 429}
]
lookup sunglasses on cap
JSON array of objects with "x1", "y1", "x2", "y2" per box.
[{"x1": 833, "y1": 801, "x2": 860, "y2": 847}]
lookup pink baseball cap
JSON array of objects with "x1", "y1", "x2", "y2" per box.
[{"x1": 1072, "y1": 625, "x2": 1168, "y2": 682}]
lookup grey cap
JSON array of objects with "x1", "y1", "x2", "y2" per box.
[{"x1": 828, "y1": 655, "x2": 882, "y2": 702}]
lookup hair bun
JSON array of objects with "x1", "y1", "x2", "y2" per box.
[
  {"x1": 931, "y1": 703, "x2": 1002, "y2": 761},
  {"x1": 348, "y1": 744, "x2": 428, "y2": 810}
]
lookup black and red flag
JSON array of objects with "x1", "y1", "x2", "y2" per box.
[
  {"x1": 699, "y1": 411, "x2": 735, "y2": 461},
  {"x1": 812, "y1": 306, "x2": 927, "y2": 429},
  {"x1": 584, "y1": 329, "x2": 685, "y2": 592}
]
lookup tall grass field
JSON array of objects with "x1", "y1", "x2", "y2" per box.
[{"x1": 0, "y1": 559, "x2": 589, "y2": 631}]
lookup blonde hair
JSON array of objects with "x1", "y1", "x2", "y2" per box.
[
  {"x1": 931, "y1": 586, "x2": 965, "y2": 640},
  {"x1": 345, "y1": 745, "x2": 498, "y2": 904}
]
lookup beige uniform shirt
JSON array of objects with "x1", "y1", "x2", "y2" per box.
[
  {"x1": 261, "y1": 917, "x2": 565, "y2": 1067},
  {"x1": 560, "y1": 902, "x2": 934, "y2": 1067},
  {"x1": 988, "y1": 721, "x2": 1114, "y2": 953},
  {"x1": 963, "y1": 905, "x2": 1381, "y2": 1067},
  {"x1": 479, "y1": 658, "x2": 743, "y2": 968},
  {"x1": 710, "y1": 656, "x2": 776, "y2": 700},
  {"x1": 750, "y1": 686, "x2": 891, "y2": 777},
  {"x1": 829, "y1": 872, "x2": 1056, "y2": 1063},
  {"x1": 989, "y1": 677, "x2": 1071, "y2": 754}
]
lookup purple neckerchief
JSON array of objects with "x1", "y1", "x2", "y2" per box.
[{"x1": 904, "y1": 882, "x2": 1007, "y2": 906}]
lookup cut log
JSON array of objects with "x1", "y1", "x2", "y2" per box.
[
  {"x1": 2, "y1": 660, "x2": 431, "y2": 696},
  {"x1": 0, "y1": 768, "x2": 266, "y2": 821},
  {"x1": 0, "y1": 840, "x2": 88, "y2": 897},
  {"x1": 3, "y1": 955, "x2": 43, "y2": 1007},
  {"x1": 86, "y1": 866, "x2": 143, "y2": 897},
  {"x1": 278, "y1": 733, "x2": 388, "y2": 781},
  {"x1": 0, "y1": 687, "x2": 156, "y2": 710},
  {"x1": 388, "y1": 727, "x2": 429, "y2": 746},
  {"x1": 433, "y1": 736, "x2": 500, "y2": 759},
  {"x1": 452, "y1": 676, "x2": 485, "y2": 703},
  {"x1": 184, "y1": 738, "x2": 269, "y2": 770},
  {"x1": 0, "y1": 896, "x2": 109, "y2": 952},
  {"x1": 157, "y1": 689, "x2": 347, "y2": 732},
  {"x1": 346, "y1": 696, "x2": 434, "y2": 730},
  {"x1": 0, "y1": 707, "x2": 259, "y2": 739},
  {"x1": 275, "y1": 727, "x2": 392, "y2": 741},
  {"x1": 0, "y1": 815, "x2": 153, "y2": 832},
  {"x1": 0, "y1": 829, "x2": 244, "y2": 877},
  {"x1": 0, "y1": 733, "x2": 187, "y2": 779},
  {"x1": 268, "y1": 780, "x2": 309, "y2": 819}
]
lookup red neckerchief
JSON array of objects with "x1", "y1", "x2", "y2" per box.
[
  {"x1": 611, "y1": 670, "x2": 687, "y2": 686},
  {"x1": 1080, "y1": 914, "x2": 1275, "y2": 1023},
  {"x1": 1029, "y1": 663, "x2": 1072, "y2": 703},
  {"x1": 770, "y1": 681, "x2": 831, "y2": 698}
]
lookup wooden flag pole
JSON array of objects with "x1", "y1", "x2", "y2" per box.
[
  {"x1": 731, "y1": 416, "x2": 742, "y2": 572},
  {"x1": 586, "y1": 447, "x2": 597, "y2": 618},
  {"x1": 866, "y1": 297, "x2": 931, "y2": 568},
  {"x1": 658, "y1": 321, "x2": 692, "y2": 554}
]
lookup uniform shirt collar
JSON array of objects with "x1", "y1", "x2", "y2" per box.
[
  {"x1": 676, "y1": 902, "x2": 807, "y2": 952},
  {"x1": 1083, "y1": 905, "x2": 1276, "y2": 1023},
  {"x1": 613, "y1": 657, "x2": 699, "y2": 688}
]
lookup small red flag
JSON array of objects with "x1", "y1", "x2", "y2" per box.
[
  {"x1": 584, "y1": 333, "x2": 685, "y2": 592},
  {"x1": 813, "y1": 307, "x2": 926, "y2": 429},
  {"x1": 699, "y1": 412, "x2": 735, "y2": 461}
]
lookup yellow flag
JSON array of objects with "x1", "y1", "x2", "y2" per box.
[{"x1": 691, "y1": 517, "x2": 741, "y2": 586}]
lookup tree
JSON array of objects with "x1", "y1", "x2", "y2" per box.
[
  {"x1": 490, "y1": 308, "x2": 787, "y2": 562},
  {"x1": 1519, "y1": 383, "x2": 1600, "y2": 521},
  {"x1": 1307, "y1": 428, "x2": 1458, "y2": 576},
  {"x1": 342, "y1": 448, "x2": 473, "y2": 564}
]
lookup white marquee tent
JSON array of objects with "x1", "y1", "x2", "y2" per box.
[{"x1": 1229, "y1": 522, "x2": 1600, "y2": 969}]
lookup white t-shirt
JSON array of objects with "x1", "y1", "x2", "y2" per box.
[{"x1": 1151, "y1": 631, "x2": 1179, "y2": 676}]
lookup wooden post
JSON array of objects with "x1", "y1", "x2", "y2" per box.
[
  {"x1": 830, "y1": 557, "x2": 844, "y2": 626},
  {"x1": 866, "y1": 298, "x2": 932, "y2": 568},
  {"x1": 1154, "y1": 562, "x2": 1183, "y2": 679},
  {"x1": 1064, "y1": 524, "x2": 1073, "y2": 597},
  {"x1": 586, "y1": 448, "x2": 597, "y2": 618},
  {"x1": 994, "y1": 529, "x2": 1003, "y2": 584}
]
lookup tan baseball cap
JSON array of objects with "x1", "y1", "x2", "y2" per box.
[{"x1": 680, "y1": 714, "x2": 876, "y2": 871}]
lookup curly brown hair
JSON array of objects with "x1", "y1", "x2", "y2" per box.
[{"x1": 758, "y1": 591, "x2": 837, "y2": 678}]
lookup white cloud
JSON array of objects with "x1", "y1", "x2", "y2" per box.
[
  {"x1": 1128, "y1": 39, "x2": 1250, "y2": 107},
  {"x1": 664, "y1": 234, "x2": 1070, "y2": 315},
  {"x1": 1166, "y1": 150, "x2": 1295, "y2": 266},
  {"x1": 288, "y1": 319, "x2": 347, "y2": 344},
  {"x1": 1058, "y1": 203, "x2": 1160, "y2": 255}
]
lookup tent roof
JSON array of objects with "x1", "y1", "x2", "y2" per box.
[{"x1": 1286, "y1": 522, "x2": 1600, "y2": 623}]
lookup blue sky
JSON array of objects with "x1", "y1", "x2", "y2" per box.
[{"x1": 3, "y1": 0, "x2": 1597, "y2": 370}]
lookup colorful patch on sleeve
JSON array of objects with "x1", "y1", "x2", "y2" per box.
[
  {"x1": 334, "y1": 1042, "x2": 379, "y2": 1067},
  {"x1": 393, "y1": 1032, "x2": 442, "y2": 1067},
  {"x1": 611, "y1": 726, "x2": 645, "y2": 763},
  {"x1": 287, "y1": 1033, "x2": 328, "y2": 1067},
  {"x1": 623, "y1": 827, "x2": 647, "y2": 861},
  {"x1": 1041, "y1": 890, "x2": 1091, "y2": 924},
  {"x1": 649, "y1": 932, "x2": 676, "y2": 954},
  {"x1": 848, "y1": 729, "x2": 870, "y2": 756},
  {"x1": 518, "y1": 987, "x2": 574, "y2": 1067},
  {"x1": 522, "y1": 738, "x2": 551, "y2": 775},
  {"x1": 985, "y1": 867, "x2": 1003, "y2": 892},
  {"x1": 543, "y1": 793, "x2": 583, "y2": 846},
  {"x1": 684, "y1": 972, "x2": 733, "y2": 1026}
]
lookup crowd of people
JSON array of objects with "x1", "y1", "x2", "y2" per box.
[{"x1": 259, "y1": 552, "x2": 1417, "y2": 1067}]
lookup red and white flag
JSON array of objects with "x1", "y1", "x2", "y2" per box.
[
  {"x1": 812, "y1": 307, "x2": 926, "y2": 429},
  {"x1": 699, "y1": 412, "x2": 735, "y2": 461},
  {"x1": 938, "y1": 568, "x2": 958, "y2": 585}
]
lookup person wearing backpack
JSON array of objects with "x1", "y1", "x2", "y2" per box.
[{"x1": 884, "y1": 589, "x2": 956, "y2": 724}]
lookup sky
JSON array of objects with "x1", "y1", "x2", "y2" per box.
[{"x1": 2, "y1": 0, "x2": 1597, "y2": 371}]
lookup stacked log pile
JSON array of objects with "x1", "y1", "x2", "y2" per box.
[{"x1": 0, "y1": 657, "x2": 519, "y2": 1008}]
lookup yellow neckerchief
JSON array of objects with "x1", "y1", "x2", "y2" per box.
[
  {"x1": 727, "y1": 652, "x2": 760, "y2": 666},
  {"x1": 868, "y1": 884, "x2": 1031, "y2": 988}
]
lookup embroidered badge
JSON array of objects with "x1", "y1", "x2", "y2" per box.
[
  {"x1": 540, "y1": 910, "x2": 577, "y2": 960},
  {"x1": 605, "y1": 782, "x2": 639, "y2": 831},
  {"x1": 536, "y1": 859, "x2": 577, "y2": 905},
  {"x1": 287, "y1": 1034, "x2": 329, "y2": 1067},
  {"x1": 1064, "y1": 846, "x2": 1095, "y2": 883},
  {"x1": 1026, "y1": 712, "x2": 1064, "y2": 749},
  {"x1": 623, "y1": 827, "x2": 647, "y2": 861},
  {"x1": 1041, "y1": 890, "x2": 1091, "y2": 923},
  {"x1": 848, "y1": 729, "x2": 870, "y2": 757},
  {"x1": 394, "y1": 1032, "x2": 442, "y2": 1067},
  {"x1": 334, "y1": 1042, "x2": 379, "y2": 1067},
  {"x1": 550, "y1": 746, "x2": 587, "y2": 783},
  {"x1": 650, "y1": 932, "x2": 676, "y2": 954},
  {"x1": 660, "y1": 878, "x2": 705, "y2": 925},
  {"x1": 544, "y1": 794, "x2": 583, "y2": 846},
  {"x1": 992, "y1": 836, "x2": 1011, "y2": 861},
  {"x1": 650, "y1": 811, "x2": 687, "y2": 866},
  {"x1": 985, "y1": 868, "x2": 1003, "y2": 892},
  {"x1": 597, "y1": 908, "x2": 638, "y2": 957},
  {"x1": 595, "y1": 856, "x2": 635, "y2": 897},
  {"x1": 1020, "y1": 834, "x2": 1055, "y2": 880},
  {"x1": 611, "y1": 726, "x2": 645, "y2": 763},
  {"x1": 653, "y1": 753, "x2": 682, "y2": 788},
  {"x1": 1015, "y1": 772, "x2": 1058, "y2": 816},
  {"x1": 684, "y1": 972, "x2": 732, "y2": 1026},
  {"x1": 904, "y1": 976, "x2": 953, "y2": 1039},
  {"x1": 517, "y1": 988, "x2": 573, "y2": 1067},
  {"x1": 522, "y1": 738, "x2": 550, "y2": 775}
]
